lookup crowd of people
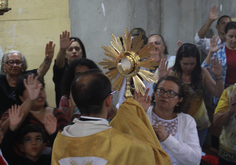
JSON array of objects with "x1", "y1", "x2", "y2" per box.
[{"x1": 0, "y1": 4, "x2": 235, "y2": 165}]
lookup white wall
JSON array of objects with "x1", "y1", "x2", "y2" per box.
[{"x1": 69, "y1": 0, "x2": 236, "y2": 104}]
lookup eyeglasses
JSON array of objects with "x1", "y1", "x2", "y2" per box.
[
  {"x1": 5, "y1": 60, "x2": 22, "y2": 66},
  {"x1": 110, "y1": 90, "x2": 117, "y2": 95},
  {"x1": 102, "y1": 90, "x2": 117, "y2": 101},
  {"x1": 156, "y1": 88, "x2": 179, "y2": 98}
]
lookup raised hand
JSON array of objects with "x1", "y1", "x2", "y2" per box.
[
  {"x1": 134, "y1": 88, "x2": 150, "y2": 112},
  {"x1": 44, "y1": 113, "x2": 57, "y2": 135},
  {"x1": 177, "y1": 40, "x2": 183, "y2": 48},
  {"x1": 69, "y1": 92, "x2": 77, "y2": 109},
  {"x1": 60, "y1": 30, "x2": 74, "y2": 50},
  {"x1": 152, "y1": 124, "x2": 169, "y2": 142},
  {"x1": 45, "y1": 41, "x2": 55, "y2": 61},
  {"x1": 158, "y1": 59, "x2": 171, "y2": 79},
  {"x1": 175, "y1": 40, "x2": 183, "y2": 52},
  {"x1": 209, "y1": 5, "x2": 220, "y2": 21},
  {"x1": 23, "y1": 74, "x2": 42, "y2": 101},
  {"x1": 207, "y1": 57, "x2": 222, "y2": 76},
  {"x1": 209, "y1": 36, "x2": 223, "y2": 54},
  {"x1": 9, "y1": 105, "x2": 23, "y2": 131}
]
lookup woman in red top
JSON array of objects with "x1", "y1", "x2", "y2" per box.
[{"x1": 202, "y1": 21, "x2": 236, "y2": 89}]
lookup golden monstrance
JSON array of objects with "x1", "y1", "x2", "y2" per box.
[{"x1": 98, "y1": 29, "x2": 159, "y2": 98}]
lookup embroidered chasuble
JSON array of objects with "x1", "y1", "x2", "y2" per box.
[
  {"x1": 110, "y1": 98, "x2": 170, "y2": 165},
  {"x1": 52, "y1": 98, "x2": 170, "y2": 165}
]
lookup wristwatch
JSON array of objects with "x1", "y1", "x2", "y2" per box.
[{"x1": 44, "y1": 58, "x2": 52, "y2": 65}]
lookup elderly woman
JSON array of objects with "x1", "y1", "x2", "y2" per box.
[
  {"x1": 0, "y1": 41, "x2": 55, "y2": 116},
  {"x1": 53, "y1": 30, "x2": 86, "y2": 107},
  {"x1": 135, "y1": 76, "x2": 201, "y2": 165}
]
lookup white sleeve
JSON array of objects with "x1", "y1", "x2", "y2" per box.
[
  {"x1": 144, "y1": 81, "x2": 154, "y2": 97},
  {"x1": 116, "y1": 79, "x2": 126, "y2": 109},
  {"x1": 194, "y1": 33, "x2": 210, "y2": 54},
  {"x1": 162, "y1": 117, "x2": 201, "y2": 165}
]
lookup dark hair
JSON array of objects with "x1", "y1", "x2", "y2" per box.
[
  {"x1": 69, "y1": 37, "x2": 87, "y2": 58},
  {"x1": 152, "y1": 76, "x2": 191, "y2": 113},
  {"x1": 15, "y1": 73, "x2": 47, "y2": 106},
  {"x1": 224, "y1": 21, "x2": 236, "y2": 34},
  {"x1": 120, "y1": 36, "x2": 147, "y2": 47},
  {"x1": 172, "y1": 43, "x2": 203, "y2": 93},
  {"x1": 20, "y1": 124, "x2": 45, "y2": 144},
  {"x1": 217, "y1": 15, "x2": 231, "y2": 25},
  {"x1": 130, "y1": 28, "x2": 146, "y2": 37},
  {"x1": 71, "y1": 69, "x2": 111, "y2": 116},
  {"x1": 148, "y1": 34, "x2": 169, "y2": 54},
  {"x1": 129, "y1": 28, "x2": 148, "y2": 45},
  {"x1": 61, "y1": 58, "x2": 100, "y2": 97}
]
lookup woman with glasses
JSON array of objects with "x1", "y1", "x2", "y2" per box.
[
  {"x1": 0, "y1": 41, "x2": 55, "y2": 117},
  {"x1": 135, "y1": 76, "x2": 201, "y2": 165},
  {"x1": 158, "y1": 43, "x2": 224, "y2": 147}
]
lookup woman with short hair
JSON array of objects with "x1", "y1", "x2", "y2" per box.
[{"x1": 0, "y1": 41, "x2": 55, "y2": 116}]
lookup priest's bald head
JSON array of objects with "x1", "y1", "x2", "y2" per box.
[{"x1": 71, "y1": 69, "x2": 113, "y2": 118}]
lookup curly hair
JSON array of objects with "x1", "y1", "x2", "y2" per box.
[
  {"x1": 151, "y1": 76, "x2": 192, "y2": 113},
  {"x1": 61, "y1": 58, "x2": 100, "y2": 98}
]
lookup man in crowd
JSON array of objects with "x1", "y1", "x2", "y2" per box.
[{"x1": 195, "y1": 5, "x2": 231, "y2": 58}]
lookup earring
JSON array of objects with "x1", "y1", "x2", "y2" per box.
[{"x1": 176, "y1": 104, "x2": 179, "y2": 107}]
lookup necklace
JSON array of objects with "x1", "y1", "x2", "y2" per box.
[{"x1": 183, "y1": 73, "x2": 191, "y2": 80}]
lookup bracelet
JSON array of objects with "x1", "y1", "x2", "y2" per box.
[
  {"x1": 44, "y1": 58, "x2": 52, "y2": 65},
  {"x1": 215, "y1": 77, "x2": 223, "y2": 81}
]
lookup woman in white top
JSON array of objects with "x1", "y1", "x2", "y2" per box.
[{"x1": 135, "y1": 76, "x2": 201, "y2": 165}]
